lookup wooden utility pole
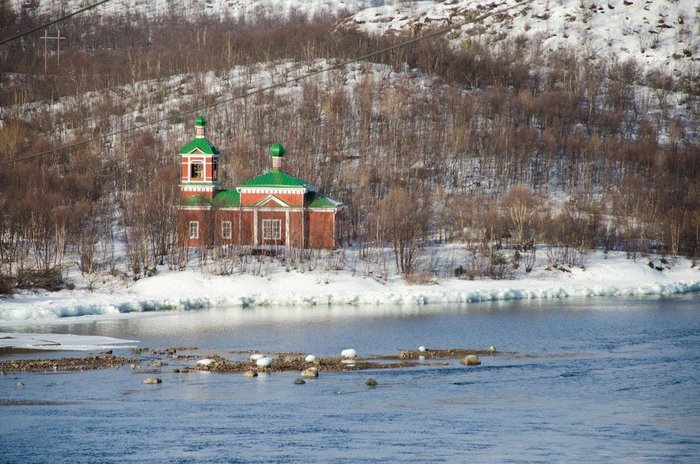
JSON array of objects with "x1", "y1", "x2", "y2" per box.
[{"x1": 40, "y1": 29, "x2": 66, "y2": 74}]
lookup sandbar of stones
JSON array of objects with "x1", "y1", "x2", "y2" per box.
[
  {"x1": 0, "y1": 347, "x2": 499, "y2": 374},
  {"x1": 0, "y1": 355, "x2": 141, "y2": 373}
]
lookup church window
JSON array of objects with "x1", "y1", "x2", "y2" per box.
[
  {"x1": 262, "y1": 219, "x2": 281, "y2": 240},
  {"x1": 191, "y1": 161, "x2": 204, "y2": 180},
  {"x1": 222, "y1": 221, "x2": 232, "y2": 239},
  {"x1": 189, "y1": 221, "x2": 199, "y2": 239}
]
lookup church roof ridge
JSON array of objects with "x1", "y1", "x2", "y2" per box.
[{"x1": 238, "y1": 169, "x2": 311, "y2": 189}]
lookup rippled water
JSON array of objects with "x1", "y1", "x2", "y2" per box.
[{"x1": 1, "y1": 295, "x2": 699, "y2": 463}]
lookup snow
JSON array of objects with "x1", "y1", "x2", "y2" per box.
[
  {"x1": 11, "y1": 0, "x2": 382, "y2": 20},
  {"x1": 0, "y1": 333, "x2": 138, "y2": 351},
  {"x1": 0, "y1": 250, "x2": 698, "y2": 326},
  {"x1": 16, "y1": 0, "x2": 697, "y2": 76},
  {"x1": 338, "y1": 0, "x2": 700, "y2": 76}
]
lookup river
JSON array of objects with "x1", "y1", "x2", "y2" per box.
[{"x1": 1, "y1": 294, "x2": 699, "y2": 463}]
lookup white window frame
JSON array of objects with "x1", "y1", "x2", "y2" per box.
[
  {"x1": 262, "y1": 219, "x2": 281, "y2": 240},
  {"x1": 189, "y1": 221, "x2": 199, "y2": 239},
  {"x1": 221, "y1": 221, "x2": 232, "y2": 240}
]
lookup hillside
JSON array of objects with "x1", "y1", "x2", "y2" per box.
[
  {"x1": 10, "y1": 0, "x2": 380, "y2": 19},
  {"x1": 0, "y1": 0, "x2": 699, "y2": 292},
  {"x1": 335, "y1": 0, "x2": 700, "y2": 76}
]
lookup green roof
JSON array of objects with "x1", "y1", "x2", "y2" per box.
[
  {"x1": 307, "y1": 192, "x2": 341, "y2": 209},
  {"x1": 212, "y1": 189, "x2": 240, "y2": 207},
  {"x1": 182, "y1": 195, "x2": 210, "y2": 207},
  {"x1": 183, "y1": 189, "x2": 340, "y2": 209},
  {"x1": 179, "y1": 137, "x2": 220, "y2": 155},
  {"x1": 195, "y1": 116, "x2": 207, "y2": 127},
  {"x1": 182, "y1": 190, "x2": 240, "y2": 208},
  {"x1": 239, "y1": 170, "x2": 310, "y2": 188}
]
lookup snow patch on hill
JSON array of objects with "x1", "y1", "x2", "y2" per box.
[
  {"x1": 337, "y1": 0, "x2": 700, "y2": 75},
  {"x1": 11, "y1": 0, "x2": 385, "y2": 20}
]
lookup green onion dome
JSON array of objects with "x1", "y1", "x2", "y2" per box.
[{"x1": 269, "y1": 142, "x2": 286, "y2": 157}]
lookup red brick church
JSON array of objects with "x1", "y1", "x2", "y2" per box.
[{"x1": 177, "y1": 116, "x2": 345, "y2": 249}]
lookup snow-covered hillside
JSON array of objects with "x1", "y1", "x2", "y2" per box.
[
  {"x1": 12, "y1": 0, "x2": 698, "y2": 75},
  {"x1": 336, "y1": 0, "x2": 700, "y2": 75},
  {"x1": 11, "y1": 0, "x2": 386, "y2": 20}
]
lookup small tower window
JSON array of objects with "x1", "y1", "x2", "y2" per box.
[
  {"x1": 191, "y1": 161, "x2": 204, "y2": 180},
  {"x1": 212, "y1": 159, "x2": 218, "y2": 181},
  {"x1": 189, "y1": 221, "x2": 199, "y2": 239}
]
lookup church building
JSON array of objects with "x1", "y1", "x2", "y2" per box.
[{"x1": 177, "y1": 117, "x2": 345, "y2": 249}]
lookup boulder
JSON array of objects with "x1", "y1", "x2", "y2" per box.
[
  {"x1": 305, "y1": 354, "x2": 317, "y2": 363},
  {"x1": 243, "y1": 370, "x2": 258, "y2": 378},
  {"x1": 143, "y1": 377, "x2": 162, "y2": 384},
  {"x1": 460, "y1": 355, "x2": 481, "y2": 366},
  {"x1": 341, "y1": 349, "x2": 357, "y2": 359},
  {"x1": 152, "y1": 360, "x2": 163, "y2": 367},
  {"x1": 487, "y1": 345, "x2": 496, "y2": 354},
  {"x1": 294, "y1": 378, "x2": 306, "y2": 385},
  {"x1": 301, "y1": 368, "x2": 318, "y2": 378},
  {"x1": 256, "y1": 357, "x2": 273, "y2": 368},
  {"x1": 366, "y1": 378, "x2": 378, "y2": 387}
]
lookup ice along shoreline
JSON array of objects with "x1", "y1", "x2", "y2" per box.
[{"x1": 1, "y1": 251, "x2": 699, "y2": 324}]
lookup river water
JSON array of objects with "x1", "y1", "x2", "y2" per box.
[{"x1": 1, "y1": 295, "x2": 699, "y2": 463}]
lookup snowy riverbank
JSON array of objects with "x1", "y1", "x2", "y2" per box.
[{"x1": 1, "y1": 250, "x2": 699, "y2": 325}]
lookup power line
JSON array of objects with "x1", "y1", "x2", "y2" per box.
[
  {"x1": 0, "y1": 0, "x2": 113, "y2": 46},
  {"x1": 1, "y1": 1, "x2": 532, "y2": 166}
]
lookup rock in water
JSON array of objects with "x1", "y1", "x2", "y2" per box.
[
  {"x1": 152, "y1": 360, "x2": 163, "y2": 367},
  {"x1": 243, "y1": 370, "x2": 258, "y2": 378},
  {"x1": 341, "y1": 349, "x2": 357, "y2": 359},
  {"x1": 460, "y1": 355, "x2": 481, "y2": 366},
  {"x1": 256, "y1": 357, "x2": 273, "y2": 368},
  {"x1": 305, "y1": 354, "x2": 317, "y2": 363},
  {"x1": 301, "y1": 368, "x2": 319, "y2": 378},
  {"x1": 366, "y1": 378, "x2": 378, "y2": 387},
  {"x1": 196, "y1": 358, "x2": 215, "y2": 367},
  {"x1": 143, "y1": 377, "x2": 162, "y2": 384},
  {"x1": 294, "y1": 378, "x2": 306, "y2": 385},
  {"x1": 418, "y1": 346, "x2": 426, "y2": 352},
  {"x1": 488, "y1": 345, "x2": 496, "y2": 353},
  {"x1": 250, "y1": 354, "x2": 265, "y2": 361}
]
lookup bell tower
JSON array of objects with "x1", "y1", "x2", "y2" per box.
[{"x1": 179, "y1": 116, "x2": 220, "y2": 200}]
